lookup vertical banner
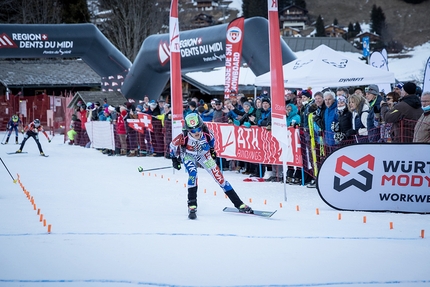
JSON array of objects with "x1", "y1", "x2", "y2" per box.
[
  {"x1": 169, "y1": 0, "x2": 184, "y2": 139},
  {"x1": 423, "y1": 56, "x2": 430, "y2": 93},
  {"x1": 369, "y1": 51, "x2": 391, "y2": 94},
  {"x1": 362, "y1": 36, "x2": 370, "y2": 58},
  {"x1": 224, "y1": 17, "x2": 245, "y2": 99},
  {"x1": 268, "y1": 0, "x2": 292, "y2": 200}
]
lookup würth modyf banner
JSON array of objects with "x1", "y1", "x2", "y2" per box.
[{"x1": 318, "y1": 144, "x2": 430, "y2": 213}]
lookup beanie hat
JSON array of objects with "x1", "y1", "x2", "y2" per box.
[
  {"x1": 396, "y1": 82, "x2": 404, "y2": 90},
  {"x1": 261, "y1": 97, "x2": 271, "y2": 105},
  {"x1": 403, "y1": 82, "x2": 416, "y2": 95},
  {"x1": 242, "y1": 101, "x2": 252, "y2": 108},
  {"x1": 367, "y1": 84, "x2": 379, "y2": 95},
  {"x1": 189, "y1": 101, "x2": 197, "y2": 108},
  {"x1": 301, "y1": 89, "x2": 313, "y2": 98}
]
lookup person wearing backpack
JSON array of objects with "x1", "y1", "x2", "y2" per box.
[{"x1": 169, "y1": 113, "x2": 253, "y2": 219}]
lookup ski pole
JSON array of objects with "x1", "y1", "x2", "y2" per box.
[
  {"x1": 1, "y1": 131, "x2": 7, "y2": 144},
  {"x1": 137, "y1": 165, "x2": 172, "y2": 172},
  {"x1": 0, "y1": 157, "x2": 17, "y2": 183}
]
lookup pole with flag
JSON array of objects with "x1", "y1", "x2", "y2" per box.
[
  {"x1": 170, "y1": 0, "x2": 184, "y2": 139},
  {"x1": 224, "y1": 17, "x2": 245, "y2": 99},
  {"x1": 267, "y1": 0, "x2": 289, "y2": 201}
]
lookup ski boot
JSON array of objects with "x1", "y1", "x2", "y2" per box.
[
  {"x1": 40, "y1": 152, "x2": 45, "y2": 156},
  {"x1": 16, "y1": 149, "x2": 22, "y2": 153},
  {"x1": 188, "y1": 205, "x2": 197, "y2": 220},
  {"x1": 238, "y1": 204, "x2": 253, "y2": 214},
  {"x1": 15, "y1": 136, "x2": 18, "y2": 144}
]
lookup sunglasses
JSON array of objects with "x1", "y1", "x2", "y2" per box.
[{"x1": 189, "y1": 127, "x2": 202, "y2": 134}]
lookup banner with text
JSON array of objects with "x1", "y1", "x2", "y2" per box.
[
  {"x1": 224, "y1": 17, "x2": 244, "y2": 99},
  {"x1": 318, "y1": 143, "x2": 430, "y2": 213},
  {"x1": 207, "y1": 123, "x2": 302, "y2": 166}
]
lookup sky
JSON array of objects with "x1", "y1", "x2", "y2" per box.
[{"x1": 0, "y1": 133, "x2": 429, "y2": 287}]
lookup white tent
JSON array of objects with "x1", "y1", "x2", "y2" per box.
[{"x1": 254, "y1": 44, "x2": 395, "y2": 89}]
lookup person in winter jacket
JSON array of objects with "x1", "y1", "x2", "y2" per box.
[
  {"x1": 4, "y1": 115, "x2": 22, "y2": 144},
  {"x1": 16, "y1": 119, "x2": 51, "y2": 155},
  {"x1": 331, "y1": 95, "x2": 352, "y2": 145},
  {"x1": 257, "y1": 97, "x2": 271, "y2": 128},
  {"x1": 384, "y1": 82, "x2": 423, "y2": 143},
  {"x1": 314, "y1": 91, "x2": 337, "y2": 147},
  {"x1": 233, "y1": 101, "x2": 257, "y2": 127},
  {"x1": 169, "y1": 113, "x2": 252, "y2": 219},
  {"x1": 346, "y1": 94, "x2": 375, "y2": 143},
  {"x1": 413, "y1": 91, "x2": 430, "y2": 143}
]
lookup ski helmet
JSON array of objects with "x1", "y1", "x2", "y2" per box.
[
  {"x1": 34, "y1": 119, "x2": 41, "y2": 127},
  {"x1": 12, "y1": 115, "x2": 19, "y2": 122},
  {"x1": 184, "y1": 113, "x2": 203, "y2": 131}
]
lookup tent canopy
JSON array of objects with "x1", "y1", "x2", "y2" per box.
[{"x1": 254, "y1": 44, "x2": 395, "y2": 89}]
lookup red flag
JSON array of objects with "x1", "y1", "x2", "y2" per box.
[
  {"x1": 170, "y1": 0, "x2": 184, "y2": 139},
  {"x1": 138, "y1": 113, "x2": 153, "y2": 132},
  {"x1": 127, "y1": 119, "x2": 144, "y2": 134},
  {"x1": 224, "y1": 17, "x2": 244, "y2": 99}
]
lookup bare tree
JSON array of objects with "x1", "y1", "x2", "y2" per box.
[
  {"x1": 0, "y1": 0, "x2": 62, "y2": 24},
  {"x1": 98, "y1": 0, "x2": 169, "y2": 62}
]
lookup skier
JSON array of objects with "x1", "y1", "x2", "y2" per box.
[
  {"x1": 4, "y1": 115, "x2": 22, "y2": 144},
  {"x1": 16, "y1": 119, "x2": 51, "y2": 156},
  {"x1": 169, "y1": 113, "x2": 252, "y2": 219}
]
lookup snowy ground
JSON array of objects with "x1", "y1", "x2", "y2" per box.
[{"x1": 0, "y1": 133, "x2": 429, "y2": 287}]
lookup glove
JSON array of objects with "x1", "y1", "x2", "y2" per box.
[
  {"x1": 331, "y1": 121, "x2": 339, "y2": 132},
  {"x1": 172, "y1": 157, "x2": 181, "y2": 170},
  {"x1": 233, "y1": 119, "x2": 240, "y2": 126},
  {"x1": 210, "y1": 148, "x2": 217, "y2": 160}
]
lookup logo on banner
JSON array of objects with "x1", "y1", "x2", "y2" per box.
[
  {"x1": 226, "y1": 27, "x2": 242, "y2": 43},
  {"x1": 334, "y1": 154, "x2": 375, "y2": 192},
  {"x1": 0, "y1": 33, "x2": 18, "y2": 48},
  {"x1": 322, "y1": 58, "x2": 348, "y2": 68}
]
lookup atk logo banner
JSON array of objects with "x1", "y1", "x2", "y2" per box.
[{"x1": 318, "y1": 144, "x2": 430, "y2": 213}]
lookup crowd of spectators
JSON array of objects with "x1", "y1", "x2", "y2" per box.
[{"x1": 68, "y1": 82, "x2": 429, "y2": 188}]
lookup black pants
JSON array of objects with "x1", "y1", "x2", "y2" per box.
[{"x1": 20, "y1": 131, "x2": 44, "y2": 153}]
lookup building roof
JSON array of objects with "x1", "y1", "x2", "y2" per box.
[
  {"x1": 67, "y1": 90, "x2": 127, "y2": 109},
  {"x1": 282, "y1": 36, "x2": 360, "y2": 53},
  {"x1": 0, "y1": 60, "x2": 100, "y2": 88}
]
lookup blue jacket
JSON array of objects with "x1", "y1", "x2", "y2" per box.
[{"x1": 286, "y1": 104, "x2": 301, "y2": 127}]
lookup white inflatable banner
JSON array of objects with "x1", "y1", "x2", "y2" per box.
[{"x1": 318, "y1": 144, "x2": 430, "y2": 213}]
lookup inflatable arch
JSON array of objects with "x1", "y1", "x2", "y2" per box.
[
  {"x1": 0, "y1": 17, "x2": 296, "y2": 101},
  {"x1": 122, "y1": 17, "x2": 296, "y2": 99},
  {"x1": 0, "y1": 23, "x2": 132, "y2": 90}
]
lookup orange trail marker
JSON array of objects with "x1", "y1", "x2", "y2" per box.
[
  {"x1": 204, "y1": 189, "x2": 206, "y2": 193},
  {"x1": 148, "y1": 172, "x2": 151, "y2": 176},
  {"x1": 421, "y1": 230, "x2": 425, "y2": 238},
  {"x1": 161, "y1": 175, "x2": 164, "y2": 179},
  {"x1": 43, "y1": 219, "x2": 46, "y2": 227},
  {"x1": 249, "y1": 198, "x2": 252, "y2": 203},
  {"x1": 214, "y1": 191, "x2": 217, "y2": 196},
  {"x1": 33, "y1": 204, "x2": 36, "y2": 210},
  {"x1": 37, "y1": 209, "x2": 41, "y2": 215},
  {"x1": 363, "y1": 216, "x2": 367, "y2": 223},
  {"x1": 48, "y1": 224, "x2": 52, "y2": 233},
  {"x1": 264, "y1": 199, "x2": 267, "y2": 205},
  {"x1": 390, "y1": 222, "x2": 394, "y2": 229},
  {"x1": 316, "y1": 208, "x2": 320, "y2": 215},
  {"x1": 279, "y1": 202, "x2": 283, "y2": 208},
  {"x1": 338, "y1": 213, "x2": 342, "y2": 220},
  {"x1": 39, "y1": 214, "x2": 43, "y2": 222},
  {"x1": 296, "y1": 205, "x2": 300, "y2": 211}
]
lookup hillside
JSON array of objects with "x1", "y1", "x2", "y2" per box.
[{"x1": 305, "y1": 0, "x2": 430, "y2": 48}]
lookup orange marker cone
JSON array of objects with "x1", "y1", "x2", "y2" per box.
[
  {"x1": 390, "y1": 222, "x2": 394, "y2": 229},
  {"x1": 43, "y1": 219, "x2": 46, "y2": 227},
  {"x1": 48, "y1": 224, "x2": 52, "y2": 233},
  {"x1": 296, "y1": 205, "x2": 300, "y2": 211},
  {"x1": 279, "y1": 202, "x2": 283, "y2": 208},
  {"x1": 363, "y1": 216, "x2": 367, "y2": 223},
  {"x1": 421, "y1": 230, "x2": 425, "y2": 238},
  {"x1": 39, "y1": 214, "x2": 43, "y2": 222},
  {"x1": 316, "y1": 208, "x2": 320, "y2": 215},
  {"x1": 338, "y1": 213, "x2": 342, "y2": 220}
]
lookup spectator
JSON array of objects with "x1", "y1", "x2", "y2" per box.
[
  {"x1": 285, "y1": 103, "x2": 302, "y2": 184},
  {"x1": 353, "y1": 87, "x2": 364, "y2": 97},
  {"x1": 336, "y1": 87, "x2": 350, "y2": 99},
  {"x1": 413, "y1": 91, "x2": 430, "y2": 143},
  {"x1": 365, "y1": 84, "x2": 383, "y2": 125},
  {"x1": 314, "y1": 90, "x2": 337, "y2": 148},
  {"x1": 233, "y1": 101, "x2": 257, "y2": 127},
  {"x1": 384, "y1": 82, "x2": 423, "y2": 143},
  {"x1": 379, "y1": 91, "x2": 401, "y2": 142},
  {"x1": 212, "y1": 99, "x2": 228, "y2": 123},
  {"x1": 116, "y1": 106, "x2": 128, "y2": 155},
  {"x1": 257, "y1": 97, "x2": 271, "y2": 128},
  {"x1": 298, "y1": 88, "x2": 315, "y2": 186},
  {"x1": 346, "y1": 93, "x2": 374, "y2": 143},
  {"x1": 331, "y1": 95, "x2": 352, "y2": 145}
]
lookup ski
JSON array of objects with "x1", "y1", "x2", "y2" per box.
[
  {"x1": 223, "y1": 207, "x2": 276, "y2": 218},
  {"x1": 7, "y1": 152, "x2": 28, "y2": 155},
  {"x1": 41, "y1": 154, "x2": 49, "y2": 157}
]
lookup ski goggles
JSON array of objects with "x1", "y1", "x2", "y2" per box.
[{"x1": 189, "y1": 127, "x2": 202, "y2": 134}]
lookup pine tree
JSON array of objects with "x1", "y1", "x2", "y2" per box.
[
  {"x1": 333, "y1": 18, "x2": 338, "y2": 26},
  {"x1": 315, "y1": 15, "x2": 325, "y2": 37},
  {"x1": 242, "y1": 0, "x2": 267, "y2": 19},
  {"x1": 60, "y1": 0, "x2": 90, "y2": 23}
]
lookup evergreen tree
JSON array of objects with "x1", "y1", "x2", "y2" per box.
[
  {"x1": 346, "y1": 22, "x2": 354, "y2": 40},
  {"x1": 370, "y1": 4, "x2": 386, "y2": 35},
  {"x1": 315, "y1": 15, "x2": 325, "y2": 37},
  {"x1": 242, "y1": 0, "x2": 267, "y2": 19},
  {"x1": 333, "y1": 18, "x2": 338, "y2": 25},
  {"x1": 354, "y1": 21, "x2": 362, "y2": 36},
  {"x1": 60, "y1": 0, "x2": 90, "y2": 23}
]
